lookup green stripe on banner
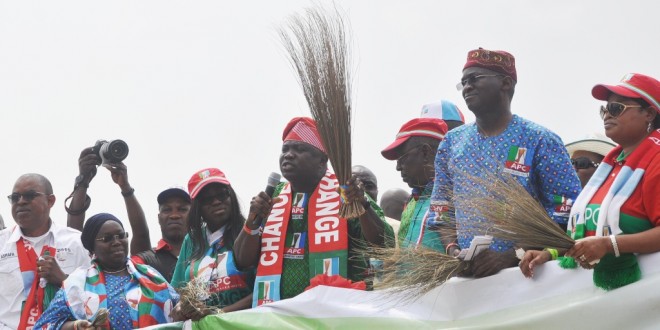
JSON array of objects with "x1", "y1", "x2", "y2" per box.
[
  {"x1": 193, "y1": 313, "x2": 441, "y2": 330},
  {"x1": 141, "y1": 321, "x2": 186, "y2": 330}
]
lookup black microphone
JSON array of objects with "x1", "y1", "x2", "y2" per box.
[
  {"x1": 265, "y1": 172, "x2": 282, "y2": 198},
  {"x1": 252, "y1": 172, "x2": 282, "y2": 228}
]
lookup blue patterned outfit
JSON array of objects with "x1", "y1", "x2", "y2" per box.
[
  {"x1": 431, "y1": 115, "x2": 581, "y2": 251},
  {"x1": 35, "y1": 274, "x2": 133, "y2": 329}
]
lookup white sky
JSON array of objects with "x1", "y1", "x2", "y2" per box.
[{"x1": 0, "y1": 1, "x2": 657, "y2": 245}]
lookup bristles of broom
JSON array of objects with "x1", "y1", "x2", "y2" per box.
[
  {"x1": 278, "y1": 4, "x2": 364, "y2": 218},
  {"x1": 452, "y1": 165, "x2": 575, "y2": 251},
  {"x1": 91, "y1": 308, "x2": 109, "y2": 327},
  {"x1": 365, "y1": 243, "x2": 468, "y2": 299},
  {"x1": 354, "y1": 163, "x2": 579, "y2": 299},
  {"x1": 176, "y1": 277, "x2": 221, "y2": 319}
]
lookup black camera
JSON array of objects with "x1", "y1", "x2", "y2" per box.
[{"x1": 93, "y1": 139, "x2": 129, "y2": 164}]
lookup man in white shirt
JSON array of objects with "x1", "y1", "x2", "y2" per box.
[{"x1": 0, "y1": 173, "x2": 90, "y2": 329}]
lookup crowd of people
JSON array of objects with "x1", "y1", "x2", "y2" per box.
[{"x1": 0, "y1": 47, "x2": 658, "y2": 329}]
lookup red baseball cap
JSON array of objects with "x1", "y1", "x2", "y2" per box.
[
  {"x1": 381, "y1": 118, "x2": 448, "y2": 160},
  {"x1": 592, "y1": 73, "x2": 660, "y2": 113},
  {"x1": 187, "y1": 168, "x2": 231, "y2": 199}
]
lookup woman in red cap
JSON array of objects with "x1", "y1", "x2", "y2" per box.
[
  {"x1": 520, "y1": 73, "x2": 660, "y2": 290},
  {"x1": 170, "y1": 168, "x2": 255, "y2": 320}
]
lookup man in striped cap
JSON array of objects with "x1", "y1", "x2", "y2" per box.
[
  {"x1": 382, "y1": 118, "x2": 450, "y2": 251},
  {"x1": 235, "y1": 117, "x2": 394, "y2": 307},
  {"x1": 430, "y1": 48, "x2": 581, "y2": 277}
]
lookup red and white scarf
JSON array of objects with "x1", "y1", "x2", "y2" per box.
[
  {"x1": 17, "y1": 233, "x2": 56, "y2": 330},
  {"x1": 253, "y1": 171, "x2": 348, "y2": 307}
]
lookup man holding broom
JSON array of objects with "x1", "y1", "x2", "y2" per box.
[
  {"x1": 430, "y1": 48, "x2": 581, "y2": 277},
  {"x1": 234, "y1": 117, "x2": 394, "y2": 307}
]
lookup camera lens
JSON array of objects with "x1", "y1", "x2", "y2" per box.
[{"x1": 101, "y1": 139, "x2": 129, "y2": 163}]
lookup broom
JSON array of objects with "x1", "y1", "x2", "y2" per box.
[
  {"x1": 91, "y1": 308, "x2": 109, "y2": 327},
  {"x1": 455, "y1": 168, "x2": 575, "y2": 252},
  {"x1": 278, "y1": 4, "x2": 364, "y2": 218},
  {"x1": 367, "y1": 243, "x2": 467, "y2": 299},
  {"x1": 366, "y1": 166, "x2": 575, "y2": 296},
  {"x1": 176, "y1": 277, "x2": 222, "y2": 320}
]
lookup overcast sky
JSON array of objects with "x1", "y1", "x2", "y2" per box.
[{"x1": 0, "y1": 1, "x2": 657, "y2": 245}]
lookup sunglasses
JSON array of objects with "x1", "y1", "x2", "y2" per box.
[
  {"x1": 599, "y1": 102, "x2": 642, "y2": 119},
  {"x1": 7, "y1": 191, "x2": 47, "y2": 204},
  {"x1": 96, "y1": 232, "x2": 130, "y2": 243},
  {"x1": 456, "y1": 74, "x2": 505, "y2": 91},
  {"x1": 199, "y1": 190, "x2": 231, "y2": 204},
  {"x1": 396, "y1": 144, "x2": 427, "y2": 164},
  {"x1": 571, "y1": 157, "x2": 600, "y2": 170}
]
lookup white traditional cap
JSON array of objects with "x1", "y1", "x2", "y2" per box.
[{"x1": 565, "y1": 133, "x2": 617, "y2": 158}]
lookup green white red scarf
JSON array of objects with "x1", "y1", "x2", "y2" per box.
[
  {"x1": 566, "y1": 129, "x2": 660, "y2": 289},
  {"x1": 62, "y1": 259, "x2": 175, "y2": 327},
  {"x1": 17, "y1": 235, "x2": 57, "y2": 329},
  {"x1": 253, "y1": 171, "x2": 348, "y2": 307}
]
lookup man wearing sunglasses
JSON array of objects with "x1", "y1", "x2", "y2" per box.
[
  {"x1": 565, "y1": 133, "x2": 616, "y2": 188},
  {"x1": 430, "y1": 48, "x2": 581, "y2": 277},
  {"x1": 381, "y1": 118, "x2": 453, "y2": 252},
  {"x1": 0, "y1": 174, "x2": 90, "y2": 329}
]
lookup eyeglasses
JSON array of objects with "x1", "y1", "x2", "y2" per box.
[
  {"x1": 599, "y1": 102, "x2": 642, "y2": 119},
  {"x1": 396, "y1": 144, "x2": 427, "y2": 164},
  {"x1": 96, "y1": 232, "x2": 130, "y2": 243},
  {"x1": 7, "y1": 191, "x2": 47, "y2": 204},
  {"x1": 571, "y1": 157, "x2": 600, "y2": 170},
  {"x1": 456, "y1": 74, "x2": 505, "y2": 91},
  {"x1": 199, "y1": 190, "x2": 231, "y2": 204}
]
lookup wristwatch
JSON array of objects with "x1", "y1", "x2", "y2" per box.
[{"x1": 74, "y1": 175, "x2": 89, "y2": 189}]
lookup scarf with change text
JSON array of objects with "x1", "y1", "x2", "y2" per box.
[
  {"x1": 17, "y1": 233, "x2": 58, "y2": 330},
  {"x1": 253, "y1": 171, "x2": 348, "y2": 307},
  {"x1": 565, "y1": 129, "x2": 660, "y2": 290},
  {"x1": 61, "y1": 259, "x2": 175, "y2": 328}
]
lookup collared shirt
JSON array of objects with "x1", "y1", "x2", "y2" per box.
[
  {"x1": 154, "y1": 238, "x2": 174, "y2": 252},
  {"x1": 0, "y1": 222, "x2": 91, "y2": 329},
  {"x1": 131, "y1": 239, "x2": 180, "y2": 283}
]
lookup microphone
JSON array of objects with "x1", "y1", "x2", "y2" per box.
[
  {"x1": 250, "y1": 172, "x2": 282, "y2": 229},
  {"x1": 265, "y1": 172, "x2": 282, "y2": 198}
]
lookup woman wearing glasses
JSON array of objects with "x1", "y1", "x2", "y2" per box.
[
  {"x1": 520, "y1": 73, "x2": 660, "y2": 290},
  {"x1": 170, "y1": 168, "x2": 254, "y2": 321},
  {"x1": 565, "y1": 133, "x2": 616, "y2": 187},
  {"x1": 34, "y1": 213, "x2": 178, "y2": 329}
]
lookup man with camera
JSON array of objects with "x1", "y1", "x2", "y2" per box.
[{"x1": 0, "y1": 173, "x2": 90, "y2": 329}]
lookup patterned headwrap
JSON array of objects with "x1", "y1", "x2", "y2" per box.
[
  {"x1": 282, "y1": 117, "x2": 327, "y2": 154},
  {"x1": 81, "y1": 213, "x2": 124, "y2": 253},
  {"x1": 463, "y1": 48, "x2": 517, "y2": 82}
]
